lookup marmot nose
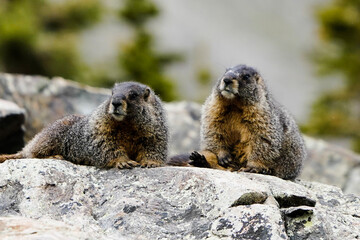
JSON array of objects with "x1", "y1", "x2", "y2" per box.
[
  {"x1": 223, "y1": 78, "x2": 232, "y2": 85},
  {"x1": 112, "y1": 101, "x2": 123, "y2": 109}
]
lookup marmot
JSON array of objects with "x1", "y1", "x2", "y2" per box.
[
  {"x1": 0, "y1": 82, "x2": 168, "y2": 169},
  {"x1": 169, "y1": 65, "x2": 306, "y2": 180}
]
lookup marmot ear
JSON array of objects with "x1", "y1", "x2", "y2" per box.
[
  {"x1": 144, "y1": 88, "x2": 151, "y2": 101},
  {"x1": 255, "y1": 74, "x2": 261, "y2": 83}
]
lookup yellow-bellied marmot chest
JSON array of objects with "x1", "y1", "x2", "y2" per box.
[
  {"x1": 217, "y1": 110, "x2": 252, "y2": 148},
  {"x1": 97, "y1": 121, "x2": 143, "y2": 159},
  {"x1": 115, "y1": 126, "x2": 143, "y2": 159},
  {"x1": 212, "y1": 106, "x2": 257, "y2": 163}
]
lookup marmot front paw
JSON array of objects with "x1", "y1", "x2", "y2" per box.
[
  {"x1": 189, "y1": 151, "x2": 211, "y2": 168},
  {"x1": 109, "y1": 158, "x2": 140, "y2": 169}
]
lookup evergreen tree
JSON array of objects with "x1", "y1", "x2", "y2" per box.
[
  {"x1": 303, "y1": 0, "x2": 360, "y2": 152},
  {"x1": 0, "y1": 0, "x2": 103, "y2": 81},
  {"x1": 118, "y1": 0, "x2": 181, "y2": 101}
]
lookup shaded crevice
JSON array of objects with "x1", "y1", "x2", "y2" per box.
[
  {"x1": 280, "y1": 212, "x2": 290, "y2": 240},
  {"x1": 274, "y1": 194, "x2": 316, "y2": 208}
]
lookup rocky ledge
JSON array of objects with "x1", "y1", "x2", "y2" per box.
[
  {"x1": 0, "y1": 159, "x2": 359, "y2": 240},
  {"x1": 0, "y1": 99, "x2": 25, "y2": 154}
]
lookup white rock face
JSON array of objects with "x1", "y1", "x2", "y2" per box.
[
  {"x1": 0, "y1": 159, "x2": 359, "y2": 239},
  {"x1": 0, "y1": 216, "x2": 94, "y2": 240}
]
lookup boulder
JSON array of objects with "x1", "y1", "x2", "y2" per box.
[
  {"x1": 302, "y1": 136, "x2": 360, "y2": 195},
  {"x1": 165, "y1": 101, "x2": 201, "y2": 155},
  {"x1": 0, "y1": 159, "x2": 359, "y2": 239},
  {"x1": 0, "y1": 73, "x2": 109, "y2": 141},
  {"x1": 0, "y1": 99, "x2": 25, "y2": 154}
]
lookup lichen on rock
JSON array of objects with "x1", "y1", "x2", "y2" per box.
[{"x1": 0, "y1": 159, "x2": 359, "y2": 239}]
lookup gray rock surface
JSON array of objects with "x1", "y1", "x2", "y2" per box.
[
  {"x1": 165, "y1": 101, "x2": 201, "y2": 155},
  {"x1": 344, "y1": 167, "x2": 360, "y2": 195},
  {"x1": 0, "y1": 99, "x2": 25, "y2": 154},
  {"x1": 302, "y1": 136, "x2": 360, "y2": 195},
  {"x1": 0, "y1": 159, "x2": 359, "y2": 239},
  {"x1": 0, "y1": 73, "x2": 109, "y2": 141}
]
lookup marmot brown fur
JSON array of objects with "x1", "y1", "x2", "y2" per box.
[
  {"x1": 169, "y1": 65, "x2": 306, "y2": 180},
  {"x1": 0, "y1": 82, "x2": 168, "y2": 169}
]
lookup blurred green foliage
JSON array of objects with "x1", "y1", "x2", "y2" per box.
[
  {"x1": 196, "y1": 68, "x2": 212, "y2": 86},
  {"x1": 119, "y1": 0, "x2": 159, "y2": 28},
  {"x1": 40, "y1": 0, "x2": 102, "y2": 31},
  {"x1": 0, "y1": 0, "x2": 182, "y2": 101},
  {"x1": 118, "y1": 0, "x2": 182, "y2": 101},
  {"x1": 0, "y1": 0, "x2": 102, "y2": 81},
  {"x1": 303, "y1": 0, "x2": 360, "y2": 152}
]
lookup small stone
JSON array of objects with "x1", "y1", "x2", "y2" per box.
[{"x1": 231, "y1": 192, "x2": 268, "y2": 207}]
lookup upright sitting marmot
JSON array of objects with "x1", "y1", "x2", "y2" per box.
[
  {"x1": 171, "y1": 65, "x2": 306, "y2": 180},
  {"x1": 0, "y1": 82, "x2": 168, "y2": 169}
]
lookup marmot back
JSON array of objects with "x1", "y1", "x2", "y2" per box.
[
  {"x1": 187, "y1": 65, "x2": 306, "y2": 180},
  {"x1": 0, "y1": 82, "x2": 168, "y2": 169}
]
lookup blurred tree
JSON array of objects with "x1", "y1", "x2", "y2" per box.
[
  {"x1": 118, "y1": 0, "x2": 182, "y2": 101},
  {"x1": 0, "y1": 0, "x2": 103, "y2": 81},
  {"x1": 196, "y1": 68, "x2": 212, "y2": 86},
  {"x1": 303, "y1": 0, "x2": 360, "y2": 152}
]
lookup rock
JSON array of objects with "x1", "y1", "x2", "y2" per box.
[
  {"x1": 0, "y1": 99, "x2": 25, "y2": 154},
  {"x1": 0, "y1": 159, "x2": 359, "y2": 239},
  {"x1": 165, "y1": 101, "x2": 201, "y2": 155},
  {"x1": 0, "y1": 216, "x2": 96, "y2": 240},
  {"x1": 0, "y1": 73, "x2": 110, "y2": 141},
  {"x1": 344, "y1": 167, "x2": 360, "y2": 195},
  {"x1": 301, "y1": 136, "x2": 360, "y2": 195},
  {"x1": 211, "y1": 205, "x2": 287, "y2": 239}
]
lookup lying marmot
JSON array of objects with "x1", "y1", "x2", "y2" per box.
[
  {"x1": 0, "y1": 82, "x2": 168, "y2": 169},
  {"x1": 169, "y1": 65, "x2": 306, "y2": 180}
]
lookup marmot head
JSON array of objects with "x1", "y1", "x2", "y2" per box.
[
  {"x1": 217, "y1": 64, "x2": 266, "y2": 104},
  {"x1": 108, "y1": 82, "x2": 153, "y2": 121}
]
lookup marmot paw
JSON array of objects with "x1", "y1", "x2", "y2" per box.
[
  {"x1": 239, "y1": 166, "x2": 272, "y2": 175},
  {"x1": 218, "y1": 154, "x2": 232, "y2": 167},
  {"x1": 140, "y1": 160, "x2": 163, "y2": 168},
  {"x1": 189, "y1": 152, "x2": 211, "y2": 168},
  {"x1": 116, "y1": 160, "x2": 140, "y2": 169}
]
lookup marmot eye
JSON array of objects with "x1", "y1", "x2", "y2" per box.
[
  {"x1": 243, "y1": 74, "x2": 250, "y2": 80},
  {"x1": 129, "y1": 92, "x2": 138, "y2": 100}
]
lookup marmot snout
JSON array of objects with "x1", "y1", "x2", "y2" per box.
[
  {"x1": 108, "y1": 82, "x2": 151, "y2": 121},
  {"x1": 218, "y1": 65, "x2": 264, "y2": 103}
]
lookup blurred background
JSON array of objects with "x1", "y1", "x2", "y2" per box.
[{"x1": 0, "y1": 0, "x2": 359, "y2": 153}]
